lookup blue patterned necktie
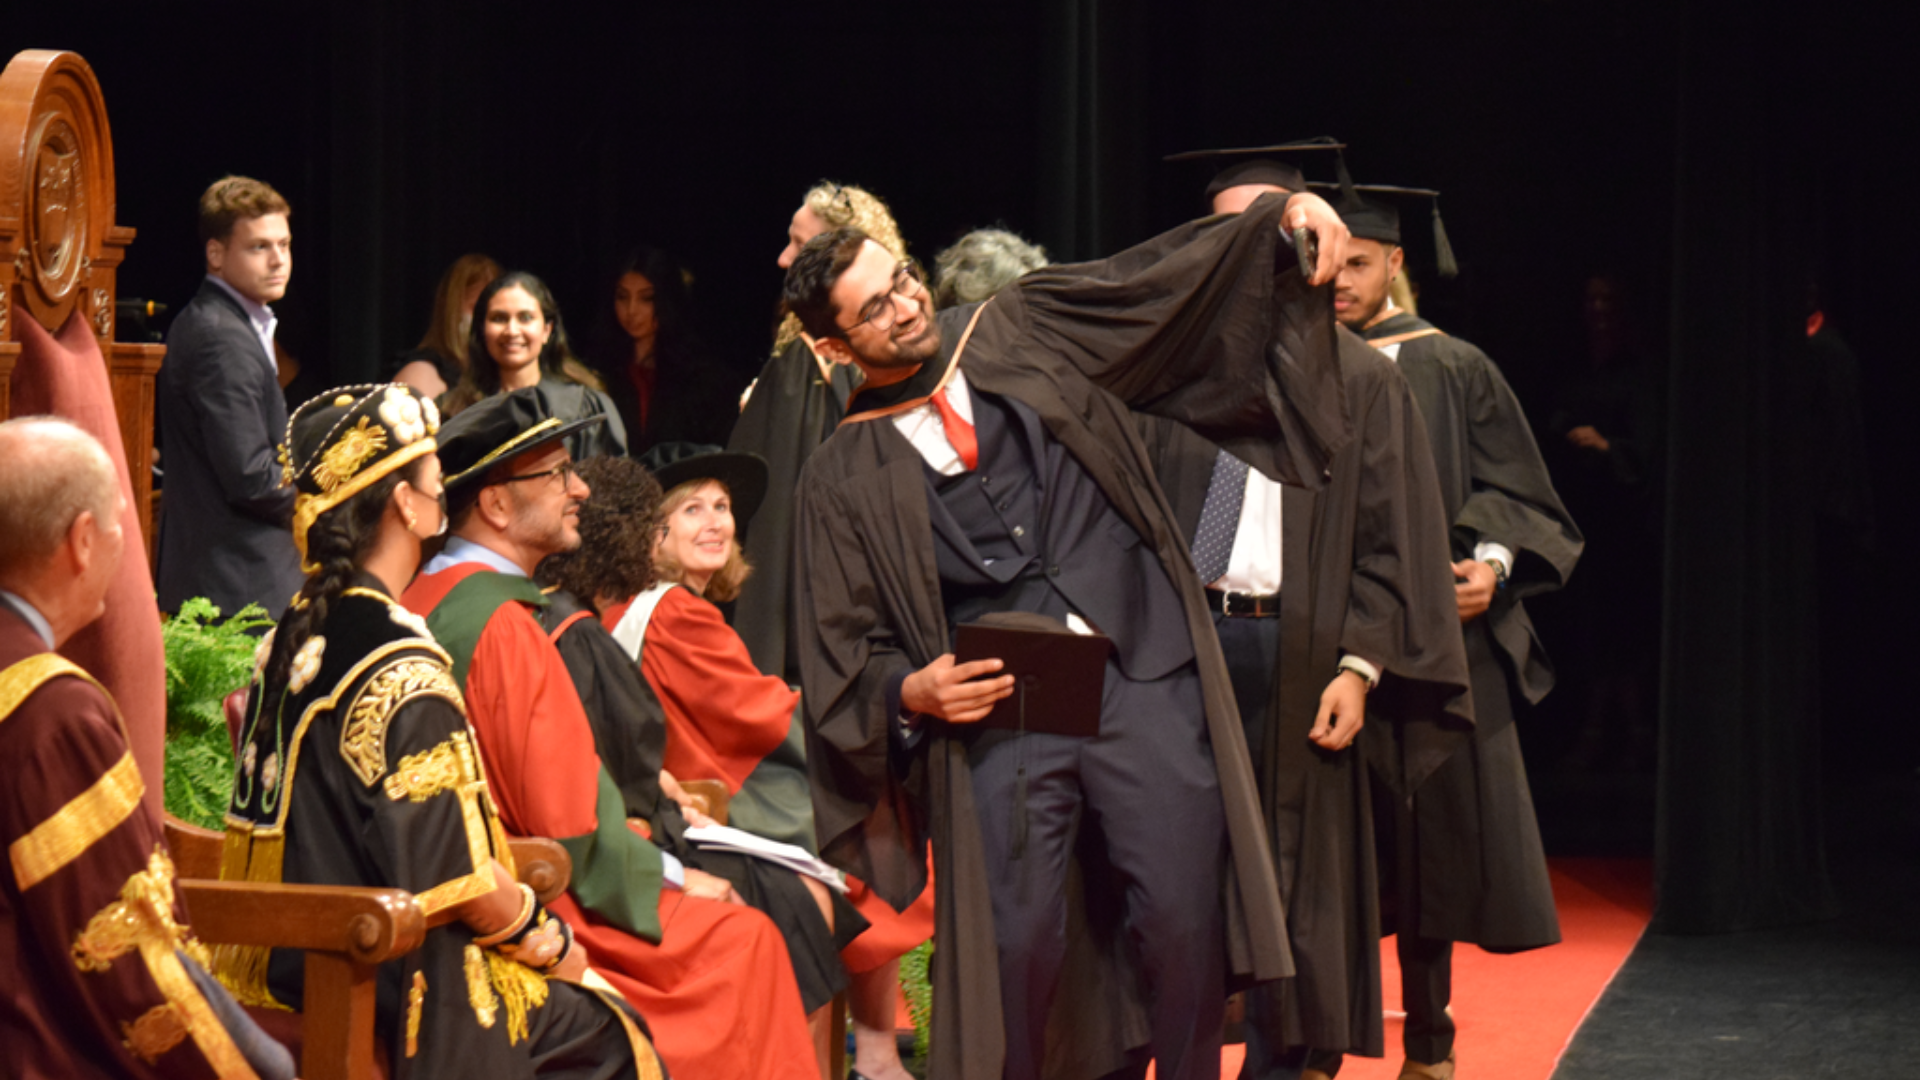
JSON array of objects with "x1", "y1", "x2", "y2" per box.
[{"x1": 1191, "y1": 450, "x2": 1249, "y2": 585}]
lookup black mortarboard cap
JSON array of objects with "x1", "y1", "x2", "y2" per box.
[
  {"x1": 1164, "y1": 137, "x2": 1349, "y2": 203},
  {"x1": 1309, "y1": 181, "x2": 1459, "y2": 279}
]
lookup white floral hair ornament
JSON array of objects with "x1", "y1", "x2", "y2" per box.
[
  {"x1": 379, "y1": 387, "x2": 429, "y2": 446},
  {"x1": 289, "y1": 636, "x2": 327, "y2": 695}
]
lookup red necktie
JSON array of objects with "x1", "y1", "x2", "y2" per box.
[{"x1": 930, "y1": 387, "x2": 979, "y2": 471}]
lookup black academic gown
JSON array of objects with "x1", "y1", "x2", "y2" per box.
[
  {"x1": 1146, "y1": 329, "x2": 1472, "y2": 1057},
  {"x1": 1361, "y1": 312, "x2": 1582, "y2": 950},
  {"x1": 728, "y1": 337, "x2": 861, "y2": 681},
  {"x1": 536, "y1": 589, "x2": 863, "y2": 1013},
  {"x1": 795, "y1": 193, "x2": 1349, "y2": 1080}
]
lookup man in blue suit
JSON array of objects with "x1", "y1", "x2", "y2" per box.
[{"x1": 155, "y1": 176, "x2": 302, "y2": 617}]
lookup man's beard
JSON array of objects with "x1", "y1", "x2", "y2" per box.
[{"x1": 858, "y1": 301, "x2": 943, "y2": 370}]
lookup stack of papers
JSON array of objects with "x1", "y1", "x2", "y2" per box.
[{"x1": 683, "y1": 824, "x2": 849, "y2": 893}]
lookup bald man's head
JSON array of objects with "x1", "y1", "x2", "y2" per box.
[{"x1": 0, "y1": 417, "x2": 120, "y2": 575}]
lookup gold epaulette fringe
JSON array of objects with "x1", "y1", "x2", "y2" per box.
[
  {"x1": 485, "y1": 949, "x2": 551, "y2": 1045},
  {"x1": 210, "y1": 825, "x2": 289, "y2": 1010}
]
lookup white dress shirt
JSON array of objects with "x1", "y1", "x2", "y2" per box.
[
  {"x1": 1211, "y1": 465, "x2": 1285, "y2": 597},
  {"x1": 891, "y1": 368, "x2": 975, "y2": 476}
]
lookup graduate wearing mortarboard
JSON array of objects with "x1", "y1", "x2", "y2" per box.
[{"x1": 1332, "y1": 183, "x2": 1584, "y2": 1080}]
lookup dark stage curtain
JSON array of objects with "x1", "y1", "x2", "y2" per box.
[
  {"x1": 1036, "y1": 0, "x2": 1148, "y2": 263},
  {"x1": 1653, "y1": 0, "x2": 1837, "y2": 934}
]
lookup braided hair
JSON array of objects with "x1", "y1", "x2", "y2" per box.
[{"x1": 259, "y1": 461, "x2": 420, "y2": 693}]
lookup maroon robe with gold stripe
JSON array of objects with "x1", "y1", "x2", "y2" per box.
[{"x1": 2, "y1": 605, "x2": 271, "y2": 1079}]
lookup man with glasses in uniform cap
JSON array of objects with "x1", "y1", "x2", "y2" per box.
[
  {"x1": 1146, "y1": 144, "x2": 1475, "y2": 1080},
  {"x1": 782, "y1": 181, "x2": 1353, "y2": 1080},
  {"x1": 402, "y1": 387, "x2": 822, "y2": 1080},
  {"x1": 1330, "y1": 183, "x2": 1583, "y2": 1080}
]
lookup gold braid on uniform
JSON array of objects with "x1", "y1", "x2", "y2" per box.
[
  {"x1": 406, "y1": 971, "x2": 427, "y2": 1058},
  {"x1": 73, "y1": 848, "x2": 259, "y2": 1078},
  {"x1": 343, "y1": 656, "x2": 465, "y2": 788}
]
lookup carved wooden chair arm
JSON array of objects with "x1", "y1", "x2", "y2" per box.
[
  {"x1": 176, "y1": 880, "x2": 426, "y2": 966},
  {"x1": 506, "y1": 835, "x2": 570, "y2": 905},
  {"x1": 678, "y1": 778, "x2": 732, "y2": 827}
]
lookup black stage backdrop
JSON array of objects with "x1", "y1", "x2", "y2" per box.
[{"x1": 8, "y1": 0, "x2": 1915, "y2": 934}]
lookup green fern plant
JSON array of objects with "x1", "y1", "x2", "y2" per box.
[
  {"x1": 900, "y1": 938, "x2": 934, "y2": 1066},
  {"x1": 161, "y1": 598, "x2": 271, "y2": 829}
]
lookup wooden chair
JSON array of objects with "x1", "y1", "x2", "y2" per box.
[
  {"x1": 166, "y1": 815, "x2": 572, "y2": 1080},
  {"x1": 676, "y1": 778, "x2": 732, "y2": 826}
]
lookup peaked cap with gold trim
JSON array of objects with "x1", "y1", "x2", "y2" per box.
[{"x1": 285, "y1": 384, "x2": 442, "y2": 572}]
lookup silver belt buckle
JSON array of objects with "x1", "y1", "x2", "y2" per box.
[{"x1": 1222, "y1": 590, "x2": 1245, "y2": 617}]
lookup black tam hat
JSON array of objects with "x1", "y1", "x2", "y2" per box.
[
  {"x1": 1164, "y1": 137, "x2": 1349, "y2": 205},
  {"x1": 638, "y1": 442, "x2": 769, "y2": 534},
  {"x1": 1310, "y1": 181, "x2": 1460, "y2": 279},
  {"x1": 437, "y1": 386, "x2": 606, "y2": 495}
]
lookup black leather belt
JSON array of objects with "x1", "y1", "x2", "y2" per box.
[{"x1": 1205, "y1": 587, "x2": 1281, "y2": 618}]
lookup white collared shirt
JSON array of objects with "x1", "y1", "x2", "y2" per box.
[
  {"x1": 0, "y1": 589, "x2": 55, "y2": 649},
  {"x1": 422, "y1": 535, "x2": 529, "y2": 578},
  {"x1": 891, "y1": 368, "x2": 975, "y2": 476},
  {"x1": 1212, "y1": 464, "x2": 1285, "y2": 597},
  {"x1": 205, "y1": 274, "x2": 279, "y2": 373}
]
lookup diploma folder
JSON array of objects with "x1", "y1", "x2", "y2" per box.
[{"x1": 952, "y1": 618, "x2": 1109, "y2": 737}]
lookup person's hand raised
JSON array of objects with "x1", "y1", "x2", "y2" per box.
[{"x1": 1283, "y1": 191, "x2": 1352, "y2": 287}]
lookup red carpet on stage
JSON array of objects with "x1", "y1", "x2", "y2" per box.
[{"x1": 1212, "y1": 858, "x2": 1652, "y2": 1080}]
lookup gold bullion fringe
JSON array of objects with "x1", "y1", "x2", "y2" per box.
[
  {"x1": 210, "y1": 827, "x2": 289, "y2": 1010},
  {"x1": 486, "y1": 949, "x2": 551, "y2": 1046}
]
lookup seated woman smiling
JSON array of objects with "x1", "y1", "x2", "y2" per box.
[{"x1": 538, "y1": 450, "x2": 861, "y2": 1074}]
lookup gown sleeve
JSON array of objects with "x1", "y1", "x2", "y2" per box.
[
  {"x1": 345, "y1": 659, "x2": 500, "y2": 918},
  {"x1": 1452, "y1": 349, "x2": 1583, "y2": 599},
  {"x1": 463, "y1": 603, "x2": 665, "y2": 942},
  {"x1": 640, "y1": 587, "x2": 798, "y2": 792},
  {"x1": 2, "y1": 674, "x2": 283, "y2": 1079},
  {"x1": 1007, "y1": 192, "x2": 1349, "y2": 488},
  {"x1": 792, "y1": 455, "x2": 937, "y2": 907},
  {"x1": 1337, "y1": 349, "x2": 1476, "y2": 743}
]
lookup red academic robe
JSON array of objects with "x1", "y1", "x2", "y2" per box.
[
  {"x1": 404, "y1": 564, "x2": 816, "y2": 1080},
  {"x1": 615, "y1": 587, "x2": 795, "y2": 792},
  {"x1": 610, "y1": 587, "x2": 937, "y2": 971}
]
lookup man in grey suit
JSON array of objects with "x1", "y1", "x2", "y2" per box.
[{"x1": 155, "y1": 176, "x2": 302, "y2": 617}]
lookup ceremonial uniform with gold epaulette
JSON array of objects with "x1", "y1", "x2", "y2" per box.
[
  {"x1": 2, "y1": 598, "x2": 286, "y2": 1080},
  {"x1": 216, "y1": 383, "x2": 661, "y2": 1080}
]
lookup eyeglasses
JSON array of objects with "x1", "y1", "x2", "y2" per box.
[
  {"x1": 837, "y1": 263, "x2": 924, "y2": 336},
  {"x1": 499, "y1": 461, "x2": 578, "y2": 487}
]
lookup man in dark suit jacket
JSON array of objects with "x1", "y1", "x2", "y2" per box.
[{"x1": 155, "y1": 176, "x2": 302, "y2": 617}]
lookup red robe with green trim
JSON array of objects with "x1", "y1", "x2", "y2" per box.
[{"x1": 404, "y1": 562, "x2": 816, "y2": 1080}]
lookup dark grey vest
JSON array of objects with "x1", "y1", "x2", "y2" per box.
[{"x1": 924, "y1": 389, "x2": 1193, "y2": 682}]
